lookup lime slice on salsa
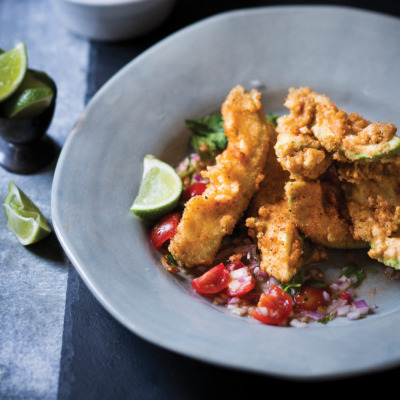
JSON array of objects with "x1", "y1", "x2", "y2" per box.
[
  {"x1": 130, "y1": 155, "x2": 182, "y2": 222},
  {"x1": 4, "y1": 181, "x2": 52, "y2": 245},
  {"x1": 0, "y1": 43, "x2": 28, "y2": 102}
]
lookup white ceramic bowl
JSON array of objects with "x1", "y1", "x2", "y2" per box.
[{"x1": 50, "y1": 0, "x2": 177, "y2": 41}]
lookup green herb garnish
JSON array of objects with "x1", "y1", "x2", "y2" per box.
[
  {"x1": 318, "y1": 315, "x2": 336, "y2": 325},
  {"x1": 165, "y1": 253, "x2": 179, "y2": 267},
  {"x1": 185, "y1": 113, "x2": 227, "y2": 161},
  {"x1": 343, "y1": 263, "x2": 367, "y2": 285},
  {"x1": 282, "y1": 270, "x2": 305, "y2": 295},
  {"x1": 266, "y1": 113, "x2": 279, "y2": 127}
]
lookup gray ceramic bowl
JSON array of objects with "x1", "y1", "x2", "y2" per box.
[{"x1": 52, "y1": 6, "x2": 400, "y2": 379}]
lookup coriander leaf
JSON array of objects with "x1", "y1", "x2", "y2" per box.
[
  {"x1": 185, "y1": 113, "x2": 227, "y2": 161},
  {"x1": 282, "y1": 270, "x2": 305, "y2": 295},
  {"x1": 165, "y1": 253, "x2": 179, "y2": 268},
  {"x1": 266, "y1": 113, "x2": 279, "y2": 127},
  {"x1": 343, "y1": 263, "x2": 367, "y2": 285},
  {"x1": 318, "y1": 315, "x2": 336, "y2": 325}
]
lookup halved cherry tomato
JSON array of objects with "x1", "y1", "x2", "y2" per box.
[
  {"x1": 293, "y1": 285, "x2": 329, "y2": 311},
  {"x1": 150, "y1": 212, "x2": 180, "y2": 249},
  {"x1": 180, "y1": 182, "x2": 207, "y2": 203},
  {"x1": 226, "y1": 260, "x2": 246, "y2": 272},
  {"x1": 250, "y1": 285, "x2": 293, "y2": 325},
  {"x1": 191, "y1": 263, "x2": 230, "y2": 295},
  {"x1": 225, "y1": 266, "x2": 256, "y2": 297}
]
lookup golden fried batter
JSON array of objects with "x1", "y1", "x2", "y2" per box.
[
  {"x1": 285, "y1": 180, "x2": 366, "y2": 249},
  {"x1": 275, "y1": 87, "x2": 399, "y2": 180},
  {"x1": 168, "y1": 85, "x2": 272, "y2": 267},
  {"x1": 246, "y1": 127, "x2": 289, "y2": 215},
  {"x1": 246, "y1": 127, "x2": 328, "y2": 283},
  {"x1": 275, "y1": 87, "x2": 333, "y2": 180},
  {"x1": 247, "y1": 199, "x2": 328, "y2": 283},
  {"x1": 338, "y1": 158, "x2": 400, "y2": 267}
]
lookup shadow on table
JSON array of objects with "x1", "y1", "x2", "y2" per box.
[{"x1": 27, "y1": 230, "x2": 69, "y2": 267}]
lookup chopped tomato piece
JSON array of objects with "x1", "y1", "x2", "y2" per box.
[
  {"x1": 191, "y1": 263, "x2": 230, "y2": 295},
  {"x1": 226, "y1": 260, "x2": 246, "y2": 272},
  {"x1": 180, "y1": 182, "x2": 207, "y2": 202},
  {"x1": 250, "y1": 285, "x2": 293, "y2": 325},
  {"x1": 338, "y1": 291, "x2": 352, "y2": 302},
  {"x1": 226, "y1": 266, "x2": 256, "y2": 297},
  {"x1": 293, "y1": 285, "x2": 329, "y2": 311},
  {"x1": 150, "y1": 212, "x2": 180, "y2": 249}
]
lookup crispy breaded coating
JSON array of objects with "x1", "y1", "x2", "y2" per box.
[
  {"x1": 246, "y1": 127, "x2": 289, "y2": 215},
  {"x1": 246, "y1": 128, "x2": 328, "y2": 283},
  {"x1": 247, "y1": 199, "x2": 328, "y2": 283},
  {"x1": 285, "y1": 180, "x2": 366, "y2": 249},
  {"x1": 275, "y1": 87, "x2": 333, "y2": 180},
  {"x1": 338, "y1": 158, "x2": 400, "y2": 267},
  {"x1": 168, "y1": 85, "x2": 272, "y2": 268},
  {"x1": 275, "y1": 87, "x2": 399, "y2": 179}
]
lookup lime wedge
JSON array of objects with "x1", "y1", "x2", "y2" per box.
[
  {"x1": 20, "y1": 70, "x2": 54, "y2": 90},
  {"x1": 0, "y1": 42, "x2": 28, "y2": 102},
  {"x1": 130, "y1": 155, "x2": 182, "y2": 222},
  {"x1": 1, "y1": 87, "x2": 54, "y2": 119},
  {"x1": 4, "y1": 181, "x2": 51, "y2": 245},
  {"x1": 0, "y1": 69, "x2": 55, "y2": 119}
]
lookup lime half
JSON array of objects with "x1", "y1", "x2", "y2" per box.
[
  {"x1": 0, "y1": 42, "x2": 28, "y2": 102},
  {"x1": 130, "y1": 155, "x2": 182, "y2": 222},
  {"x1": 4, "y1": 181, "x2": 51, "y2": 245}
]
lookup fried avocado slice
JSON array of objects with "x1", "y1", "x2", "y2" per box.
[
  {"x1": 168, "y1": 85, "x2": 271, "y2": 268},
  {"x1": 285, "y1": 179, "x2": 366, "y2": 249},
  {"x1": 275, "y1": 87, "x2": 399, "y2": 179},
  {"x1": 246, "y1": 127, "x2": 328, "y2": 283},
  {"x1": 337, "y1": 159, "x2": 400, "y2": 269},
  {"x1": 247, "y1": 199, "x2": 328, "y2": 283}
]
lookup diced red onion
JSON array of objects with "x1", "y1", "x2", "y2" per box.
[
  {"x1": 269, "y1": 276, "x2": 280, "y2": 287},
  {"x1": 330, "y1": 276, "x2": 353, "y2": 293},
  {"x1": 347, "y1": 309, "x2": 361, "y2": 320},
  {"x1": 336, "y1": 304, "x2": 352, "y2": 316},
  {"x1": 322, "y1": 290, "x2": 330, "y2": 302},
  {"x1": 307, "y1": 311, "x2": 324, "y2": 321},
  {"x1": 326, "y1": 298, "x2": 348, "y2": 315},
  {"x1": 193, "y1": 174, "x2": 202, "y2": 181},
  {"x1": 352, "y1": 299, "x2": 369, "y2": 315},
  {"x1": 256, "y1": 268, "x2": 269, "y2": 278}
]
